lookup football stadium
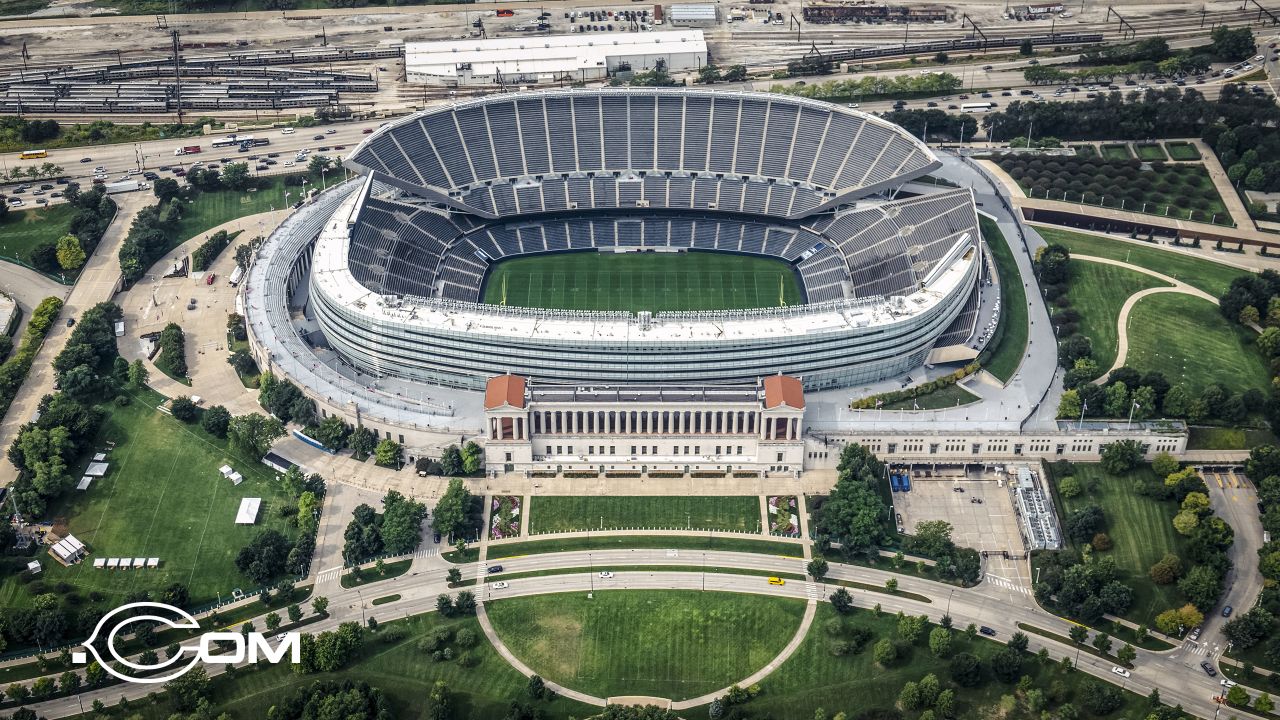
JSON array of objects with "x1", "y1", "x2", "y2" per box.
[{"x1": 251, "y1": 88, "x2": 985, "y2": 395}]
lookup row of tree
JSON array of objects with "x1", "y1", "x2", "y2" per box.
[
  {"x1": 342, "y1": 490, "x2": 429, "y2": 565},
  {"x1": 770, "y1": 72, "x2": 962, "y2": 101},
  {"x1": 26, "y1": 186, "x2": 116, "y2": 277}
]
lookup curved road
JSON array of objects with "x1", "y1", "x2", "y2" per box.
[{"x1": 11, "y1": 547, "x2": 1262, "y2": 719}]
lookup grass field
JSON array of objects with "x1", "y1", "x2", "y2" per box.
[
  {"x1": 482, "y1": 251, "x2": 802, "y2": 313},
  {"x1": 1100, "y1": 144, "x2": 1133, "y2": 161},
  {"x1": 486, "y1": 590, "x2": 806, "y2": 700},
  {"x1": 1064, "y1": 260, "x2": 1171, "y2": 370},
  {"x1": 748, "y1": 604, "x2": 1149, "y2": 720},
  {"x1": 0, "y1": 203, "x2": 76, "y2": 273},
  {"x1": 529, "y1": 496, "x2": 762, "y2": 534},
  {"x1": 1057, "y1": 464, "x2": 1183, "y2": 624},
  {"x1": 1035, "y1": 226, "x2": 1249, "y2": 297},
  {"x1": 484, "y1": 535, "x2": 805, "y2": 560},
  {"x1": 168, "y1": 175, "x2": 295, "y2": 255},
  {"x1": 0, "y1": 388, "x2": 296, "y2": 610},
  {"x1": 978, "y1": 216, "x2": 1029, "y2": 382},
  {"x1": 1071, "y1": 144, "x2": 1098, "y2": 158},
  {"x1": 116, "y1": 613, "x2": 595, "y2": 720},
  {"x1": 882, "y1": 383, "x2": 979, "y2": 410},
  {"x1": 1165, "y1": 142, "x2": 1202, "y2": 161},
  {"x1": 1133, "y1": 143, "x2": 1168, "y2": 161},
  {"x1": 1187, "y1": 426, "x2": 1278, "y2": 450},
  {"x1": 1126, "y1": 293, "x2": 1269, "y2": 395}
]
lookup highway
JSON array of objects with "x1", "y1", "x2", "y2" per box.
[{"x1": 12, "y1": 547, "x2": 1259, "y2": 719}]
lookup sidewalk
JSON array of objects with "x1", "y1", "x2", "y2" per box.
[{"x1": 0, "y1": 192, "x2": 152, "y2": 487}]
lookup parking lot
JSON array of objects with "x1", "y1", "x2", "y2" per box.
[{"x1": 892, "y1": 469, "x2": 1025, "y2": 554}]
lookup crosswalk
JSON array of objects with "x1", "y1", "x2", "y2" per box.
[
  {"x1": 805, "y1": 582, "x2": 818, "y2": 600},
  {"x1": 316, "y1": 567, "x2": 342, "y2": 582},
  {"x1": 1179, "y1": 641, "x2": 1221, "y2": 658},
  {"x1": 984, "y1": 573, "x2": 1032, "y2": 595}
]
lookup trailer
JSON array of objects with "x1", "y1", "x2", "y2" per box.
[
  {"x1": 174, "y1": 145, "x2": 202, "y2": 156},
  {"x1": 104, "y1": 179, "x2": 141, "y2": 194},
  {"x1": 653, "y1": 4, "x2": 664, "y2": 22}
]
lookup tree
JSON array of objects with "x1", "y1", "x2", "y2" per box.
[
  {"x1": 1063, "y1": 504, "x2": 1105, "y2": 543},
  {"x1": 929, "y1": 626, "x2": 953, "y2": 657},
  {"x1": 381, "y1": 490, "x2": 428, "y2": 555},
  {"x1": 313, "y1": 414, "x2": 350, "y2": 452},
  {"x1": 447, "y1": 567, "x2": 462, "y2": 586},
  {"x1": 127, "y1": 358, "x2": 148, "y2": 389},
  {"x1": 220, "y1": 162, "x2": 254, "y2": 191},
  {"x1": 723, "y1": 65, "x2": 748, "y2": 82},
  {"x1": 312, "y1": 596, "x2": 329, "y2": 615},
  {"x1": 949, "y1": 652, "x2": 982, "y2": 687},
  {"x1": 55, "y1": 234, "x2": 86, "y2": 271},
  {"x1": 1227, "y1": 684, "x2": 1250, "y2": 707},
  {"x1": 1257, "y1": 693, "x2": 1275, "y2": 713},
  {"x1": 1148, "y1": 553, "x2": 1183, "y2": 584},
  {"x1": 1116, "y1": 643, "x2": 1136, "y2": 666},
  {"x1": 527, "y1": 674, "x2": 547, "y2": 700},
  {"x1": 1020, "y1": 38, "x2": 1034, "y2": 55},
  {"x1": 1241, "y1": 304, "x2": 1261, "y2": 325},
  {"x1": 461, "y1": 441, "x2": 484, "y2": 474},
  {"x1": 872, "y1": 638, "x2": 897, "y2": 666},
  {"x1": 908, "y1": 520, "x2": 955, "y2": 557},
  {"x1": 266, "y1": 611, "x2": 282, "y2": 632},
  {"x1": 830, "y1": 587, "x2": 854, "y2": 614},
  {"x1": 698, "y1": 64, "x2": 722, "y2": 84},
  {"x1": 1009, "y1": 631, "x2": 1029, "y2": 652},
  {"x1": 440, "y1": 445, "x2": 465, "y2": 476},
  {"x1": 433, "y1": 477, "x2": 471, "y2": 541},
  {"x1": 1210, "y1": 25, "x2": 1256, "y2": 61},
  {"x1": 228, "y1": 412, "x2": 286, "y2": 458},
  {"x1": 201, "y1": 404, "x2": 231, "y2": 438},
  {"x1": 1100, "y1": 439, "x2": 1144, "y2": 474},
  {"x1": 374, "y1": 438, "x2": 402, "y2": 468},
  {"x1": 1172, "y1": 510, "x2": 1200, "y2": 535},
  {"x1": 807, "y1": 557, "x2": 829, "y2": 581},
  {"x1": 170, "y1": 395, "x2": 199, "y2": 423},
  {"x1": 1222, "y1": 607, "x2": 1274, "y2": 649},
  {"x1": 990, "y1": 647, "x2": 1023, "y2": 682},
  {"x1": 1069, "y1": 624, "x2": 1089, "y2": 645},
  {"x1": 1091, "y1": 632, "x2": 1113, "y2": 655},
  {"x1": 1155, "y1": 603, "x2": 1203, "y2": 635},
  {"x1": 350, "y1": 425, "x2": 376, "y2": 458},
  {"x1": 236, "y1": 529, "x2": 294, "y2": 584},
  {"x1": 1151, "y1": 451, "x2": 1180, "y2": 476},
  {"x1": 899, "y1": 681, "x2": 924, "y2": 710}
]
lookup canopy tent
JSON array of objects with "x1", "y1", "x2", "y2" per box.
[
  {"x1": 85, "y1": 462, "x2": 109, "y2": 477},
  {"x1": 92, "y1": 558, "x2": 106, "y2": 568},
  {"x1": 106, "y1": 557, "x2": 121, "y2": 569},
  {"x1": 219, "y1": 465, "x2": 234, "y2": 476},
  {"x1": 235, "y1": 497, "x2": 261, "y2": 525},
  {"x1": 77, "y1": 477, "x2": 93, "y2": 490},
  {"x1": 228, "y1": 472, "x2": 244, "y2": 485},
  {"x1": 147, "y1": 558, "x2": 159, "y2": 568},
  {"x1": 92, "y1": 452, "x2": 107, "y2": 462},
  {"x1": 133, "y1": 558, "x2": 146, "y2": 568}
]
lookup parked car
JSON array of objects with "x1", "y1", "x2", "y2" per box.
[
  {"x1": 66, "y1": 318, "x2": 75, "y2": 327},
  {"x1": 1222, "y1": 605, "x2": 1234, "y2": 617},
  {"x1": 1189, "y1": 627, "x2": 1202, "y2": 641}
]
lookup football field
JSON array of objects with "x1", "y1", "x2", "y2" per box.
[{"x1": 481, "y1": 251, "x2": 803, "y2": 312}]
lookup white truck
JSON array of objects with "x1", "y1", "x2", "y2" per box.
[{"x1": 104, "y1": 179, "x2": 142, "y2": 194}]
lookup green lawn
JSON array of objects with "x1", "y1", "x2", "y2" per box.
[
  {"x1": 749, "y1": 604, "x2": 1149, "y2": 720},
  {"x1": 1071, "y1": 144, "x2": 1098, "y2": 158},
  {"x1": 114, "y1": 613, "x2": 596, "y2": 720},
  {"x1": 169, "y1": 175, "x2": 296, "y2": 253},
  {"x1": 1064, "y1": 260, "x2": 1171, "y2": 370},
  {"x1": 0, "y1": 388, "x2": 297, "y2": 610},
  {"x1": 1125, "y1": 293, "x2": 1269, "y2": 395},
  {"x1": 978, "y1": 215, "x2": 1029, "y2": 382},
  {"x1": 486, "y1": 590, "x2": 806, "y2": 700},
  {"x1": 1165, "y1": 142, "x2": 1202, "y2": 161},
  {"x1": 482, "y1": 251, "x2": 802, "y2": 313},
  {"x1": 1100, "y1": 144, "x2": 1133, "y2": 161},
  {"x1": 1133, "y1": 143, "x2": 1167, "y2": 161},
  {"x1": 529, "y1": 496, "x2": 762, "y2": 534},
  {"x1": 0, "y1": 203, "x2": 76, "y2": 273},
  {"x1": 1187, "y1": 426, "x2": 1278, "y2": 450},
  {"x1": 1057, "y1": 464, "x2": 1184, "y2": 625},
  {"x1": 882, "y1": 383, "x2": 979, "y2": 410},
  {"x1": 485, "y1": 535, "x2": 804, "y2": 560},
  {"x1": 1036, "y1": 226, "x2": 1249, "y2": 297}
]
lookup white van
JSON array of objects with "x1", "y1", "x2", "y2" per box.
[{"x1": 280, "y1": 127, "x2": 296, "y2": 135}]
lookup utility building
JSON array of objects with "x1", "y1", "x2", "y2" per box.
[{"x1": 404, "y1": 30, "x2": 708, "y2": 86}]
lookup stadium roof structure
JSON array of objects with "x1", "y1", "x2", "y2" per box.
[
  {"x1": 344, "y1": 88, "x2": 940, "y2": 220},
  {"x1": 405, "y1": 31, "x2": 707, "y2": 81}
]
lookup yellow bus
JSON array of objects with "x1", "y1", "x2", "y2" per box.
[{"x1": 18, "y1": 149, "x2": 47, "y2": 160}]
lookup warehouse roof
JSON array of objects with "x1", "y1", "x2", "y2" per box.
[
  {"x1": 405, "y1": 30, "x2": 707, "y2": 78},
  {"x1": 669, "y1": 3, "x2": 717, "y2": 20}
]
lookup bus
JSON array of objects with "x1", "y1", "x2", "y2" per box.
[
  {"x1": 18, "y1": 149, "x2": 47, "y2": 160},
  {"x1": 211, "y1": 135, "x2": 250, "y2": 148},
  {"x1": 960, "y1": 102, "x2": 994, "y2": 112}
]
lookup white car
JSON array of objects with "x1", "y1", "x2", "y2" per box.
[
  {"x1": 1111, "y1": 666, "x2": 1131, "y2": 678},
  {"x1": 598, "y1": 571, "x2": 614, "y2": 579},
  {"x1": 491, "y1": 581, "x2": 509, "y2": 590},
  {"x1": 284, "y1": 161, "x2": 295, "y2": 167}
]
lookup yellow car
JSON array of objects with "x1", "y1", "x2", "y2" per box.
[{"x1": 767, "y1": 577, "x2": 786, "y2": 586}]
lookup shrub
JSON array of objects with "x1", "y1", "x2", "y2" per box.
[{"x1": 191, "y1": 230, "x2": 234, "y2": 272}]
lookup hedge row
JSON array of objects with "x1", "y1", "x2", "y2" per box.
[
  {"x1": 851, "y1": 361, "x2": 981, "y2": 410},
  {"x1": 191, "y1": 229, "x2": 235, "y2": 272},
  {"x1": 0, "y1": 297, "x2": 64, "y2": 420}
]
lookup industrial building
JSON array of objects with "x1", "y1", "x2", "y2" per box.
[
  {"x1": 404, "y1": 31, "x2": 708, "y2": 86},
  {"x1": 668, "y1": 3, "x2": 719, "y2": 25}
]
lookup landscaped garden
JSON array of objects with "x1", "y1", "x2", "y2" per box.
[
  {"x1": 484, "y1": 534, "x2": 804, "y2": 560},
  {"x1": 1164, "y1": 142, "x2": 1202, "y2": 161},
  {"x1": 485, "y1": 590, "x2": 807, "y2": 700},
  {"x1": 996, "y1": 153, "x2": 1232, "y2": 225},
  {"x1": 490, "y1": 495, "x2": 522, "y2": 540},
  {"x1": 1034, "y1": 226, "x2": 1249, "y2": 297},
  {"x1": 768, "y1": 495, "x2": 799, "y2": 536},
  {"x1": 1099, "y1": 144, "x2": 1132, "y2": 161},
  {"x1": 978, "y1": 216, "x2": 1028, "y2": 382},
  {"x1": 0, "y1": 204, "x2": 77, "y2": 271},
  {"x1": 1061, "y1": 260, "x2": 1171, "y2": 370},
  {"x1": 1133, "y1": 143, "x2": 1167, "y2": 161},
  {"x1": 528, "y1": 495, "x2": 762, "y2": 534}
]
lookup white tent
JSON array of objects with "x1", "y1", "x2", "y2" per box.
[
  {"x1": 147, "y1": 558, "x2": 159, "y2": 568},
  {"x1": 133, "y1": 557, "x2": 146, "y2": 568},
  {"x1": 107, "y1": 558, "x2": 121, "y2": 569},
  {"x1": 93, "y1": 558, "x2": 106, "y2": 568},
  {"x1": 26, "y1": 560, "x2": 41, "y2": 574},
  {"x1": 92, "y1": 452, "x2": 107, "y2": 462},
  {"x1": 228, "y1": 472, "x2": 244, "y2": 485},
  {"x1": 85, "y1": 462, "x2": 109, "y2": 477},
  {"x1": 77, "y1": 477, "x2": 93, "y2": 490},
  {"x1": 235, "y1": 497, "x2": 261, "y2": 525}
]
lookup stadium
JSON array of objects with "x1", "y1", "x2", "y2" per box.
[{"x1": 252, "y1": 88, "x2": 985, "y2": 398}]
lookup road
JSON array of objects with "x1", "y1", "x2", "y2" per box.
[
  {"x1": 13, "y1": 547, "x2": 1259, "y2": 719},
  {"x1": 1201, "y1": 466, "x2": 1265, "y2": 641}
]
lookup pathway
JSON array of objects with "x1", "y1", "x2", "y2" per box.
[{"x1": 1072, "y1": 254, "x2": 1221, "y2": 382}]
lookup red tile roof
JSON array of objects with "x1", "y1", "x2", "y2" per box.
[
  {"x1": 762, "y1": 375, "x2": 804, "y2": 409},
  {"x1": 484, "y1": 374, "x2": 527, "y2": 410}
]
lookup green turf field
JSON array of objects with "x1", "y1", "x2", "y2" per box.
[
  {"x1": 0, "y1": 203, "x2": 76, "y2": 272},
  {"x1": 528, "y1": 495, "x2": 762, "y2": 534},
  {"x1": 1057, "y1": 464, "x2": 1184, "y2": 625},
  {"x1": 0, "y1": 388, "x2": 297, "y2": 609},
  {"x1": 486, "y1": 590, "x2": 806, "y2": 700},
  {"x1": 1125, "y1": 293, "x2": 1270, "y2": 395},
  {"x1": 1065, "y1": 260, "x2": 1171, "y2": 370},
  {"x1": 482, "y1": 251, "x2": 803, "y2": 312}
]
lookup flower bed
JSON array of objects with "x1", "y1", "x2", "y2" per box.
[
  {"x1": 490, "y1": 495, "x2": 522, "y2": 540},
  {"x1": 768, "y1": 495, "x2": 800, "y2": 536}
]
